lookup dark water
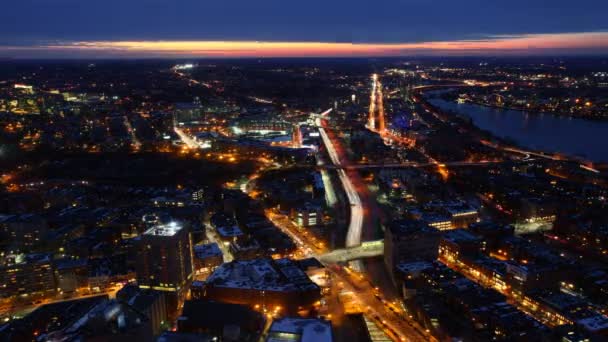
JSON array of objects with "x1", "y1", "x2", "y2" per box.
[{"x1": 427, "y1": 97, "x2": 608, "y2": 163}]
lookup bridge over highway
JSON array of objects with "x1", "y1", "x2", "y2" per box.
[
  {"x1": 315, "y1": 159, "x2": 510, "y2": 170},
  {"x1": 319, "y1": 240, "x2": 384, "y2": 263}
]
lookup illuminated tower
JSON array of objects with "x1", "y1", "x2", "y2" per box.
[
  {"x1": 292, "y1": 124, "x2": 303, "y2": 148},
  {"x1": 136, "y1": 221, "x2": 193, "y2": 320}
]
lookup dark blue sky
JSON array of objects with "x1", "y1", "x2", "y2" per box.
[
  {"x1": 2, "y1": 0, "x2": 607, "y2": 44},
  {"x1": 1, "y1": 0, "x2": 607, "y2": 57}
]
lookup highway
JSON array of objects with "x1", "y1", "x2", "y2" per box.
[
  {"x1": 369, "y1": 74, "x2": 377, "y2": 130},
  {"x1": 314, "y1": 109, "x2": 429, "y2": 341},
  {"x1": 331, "y1": 266, "x2": 429, "y2": 342},
  {"x1": 124, "y1": 116, "x2": 142, "y2": 150},
  {"x1": 317, "y1": 110, "x2": 364, "y2": 248},
  {"x1": 264, "y1": 208, "x2": 428, "y2": 342}
]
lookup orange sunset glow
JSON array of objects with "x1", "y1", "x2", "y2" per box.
[{"x1": 4, "y1": 32, "x2": 608, "y2": 58}]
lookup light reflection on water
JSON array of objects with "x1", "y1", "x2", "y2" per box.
[{"x1": 427, "y1": 96, "x2": 608, "y2": 163}]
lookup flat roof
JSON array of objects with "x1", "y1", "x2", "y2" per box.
[
  {"x1": 442, "y1": 229, "x2": 481, "y2": 243},
  {"x1": 194, "y1": 243, "x2": 223, "y2": 259},
  {"x1": 268, "y1": 317, "x2": 332, "y2": 342},
  {"x1": 143, "y1": 221, "x2": 183, "y2": 237}
]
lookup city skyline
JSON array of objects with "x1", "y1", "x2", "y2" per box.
[{"x1": 1, "y1": 1, "x2": 608, "y2": 340}]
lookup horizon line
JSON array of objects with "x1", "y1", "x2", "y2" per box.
[{"x1": 2, "y1": 31, "x2": 608, "y2": 59}]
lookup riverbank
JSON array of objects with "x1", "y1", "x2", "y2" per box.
[
  {"x1": 433, "y1": 88, "x2": 608, "y2": 122},
  {"x1": 463, "y1": 99, "x2": 608, "y2": 122},
  {"x1": 423, "y1": 91, "x2": 608, "y2": 165}
]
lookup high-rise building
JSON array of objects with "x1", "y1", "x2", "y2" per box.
[
  {"x1": 136, "y1": 221, "x2": 193, "y2": 319},
  {"x1": 173, "y1": 102, "x2": 203, "y2": 124},
  {"x1": 384, "y1": 219, "x2": 440, "y2": 283},
  {"x1": 191, "y1": 188, "x2": 205, "y2": 202},
  {"x1": 0, "y1": 254, "x2": 56, "y2": 300}
]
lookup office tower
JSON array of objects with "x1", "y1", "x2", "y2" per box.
[{"x1": 136, "y1": 221, "x2": 193, "y2": 319}]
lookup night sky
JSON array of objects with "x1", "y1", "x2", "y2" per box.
[{"x1": 1, "y1": 0, "x2": 607, "y2": 58}]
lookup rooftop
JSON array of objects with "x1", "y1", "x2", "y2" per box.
[
  {"x1": 194, "y1": 243, "x2": 223, "y2": 259},
  {"x1": 143, "y1": 221, "x2": 183, "y2": 237},
  {"x1": 205, "y1": 258, "x2": 318, "y2": 293},
  {"x1": 180, "y1": 300, "x2": 264, "y2": 330},
  {"x1": 267, "y1": 317, "x2": 332, "y2": 342},
  {"x1": 577, "y1": 315, "x2": 608, "y2": 332},
  {"x1": 442, "y1": 229, "x2": 482, "y2": 244},
  {"x1": 387, "y1": 219, "x2": 437, "y2": 236},
  {"x1": 396, "y1": 261, "x2": 434, "y2": 275}
]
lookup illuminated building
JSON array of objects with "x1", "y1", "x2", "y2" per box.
[
  {"x1": 520, "y1": 291, "x2": 608, "y2": 333},
  {"x1": 14, "y1": 84, "x2": 34, "y2": 94},
  {"x1": 421, "y1": 213, "x2": 453, "y2": 231},
  {"x1": 0, "y1": 253, "x2": 56, "y2": 300},
  {"x1": 151, "y1": 196, "x2": 186, "y2": 207},
  {"x1": 142, "y1": 213, "x2": 161, "y2": 228},
  {"x1": 438, "y1": 229, "x2": 483, "y2": 264},
  {"x1": 136, "y1": 221, "x2": 193, "y2": 319},
  {"x1": 383, "y1": 219, "x2": 440, "y2": 280},
  {"x1": 0, "y1": 214, "x2": 49, "y2": 250},
  {"x1": 191, "y1": 188, "x2": 205, "y2": 202},
  {"x1": 193, "y1": 243, "x2": 223, "y2": 275},
  {"x1": 447, "y1": 208, "x2": 480, "y2": 229},
  {"x1": 174, "y1": 63, "x2": 195, "y2": 70},
  {"x1": 173, "y1": 102, "x2": 203, "y2": 125},
  {"x1": 400, "y1": 261, "x2": 548, "y2": 340},
  {"x1": 290, "y1": 203, "x2": 323, "y2": 227},
  {"x1": 209, "y1": 212, "x2": 243, "y2": 244},
  {"x1": 192, "y1": 258, "x2": 321, "y2": 314},
  {"x1": 229, "y1": 237, "x2": 262, "y2": 260},
  {"x1": 230, "y1": 115, "x2": 292, "y2": 136},
  {"x1": 506, "y1": 262, "x2": 572, "y2": 295},
  {"x1": 415, "y1": 201, "x2": 480, "y2": 230}
]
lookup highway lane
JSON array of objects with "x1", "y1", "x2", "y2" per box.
[
  {"x1": 332, "y1": 266, "x2": 429, "y2": 342},
  {"x1": 264, "y1": 208, "x2": 428, "y2": 342},
  {"x1": 317, "y1": 113, "x2": 364, "y2": 248},
  {"x1": 242, "y1": 109, "x2": 429, "y2": 340}
]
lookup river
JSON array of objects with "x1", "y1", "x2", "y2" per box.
[{"x1": 426, "y1": 95, "x2": 608, "y2": 163}]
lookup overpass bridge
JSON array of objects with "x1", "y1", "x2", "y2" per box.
[
  {"x1": 320, "y1": 240, "x2": 384, "y2": 264},
  {"x1": 315, "y1": 159, "x2": 509, "y2": 170}
]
